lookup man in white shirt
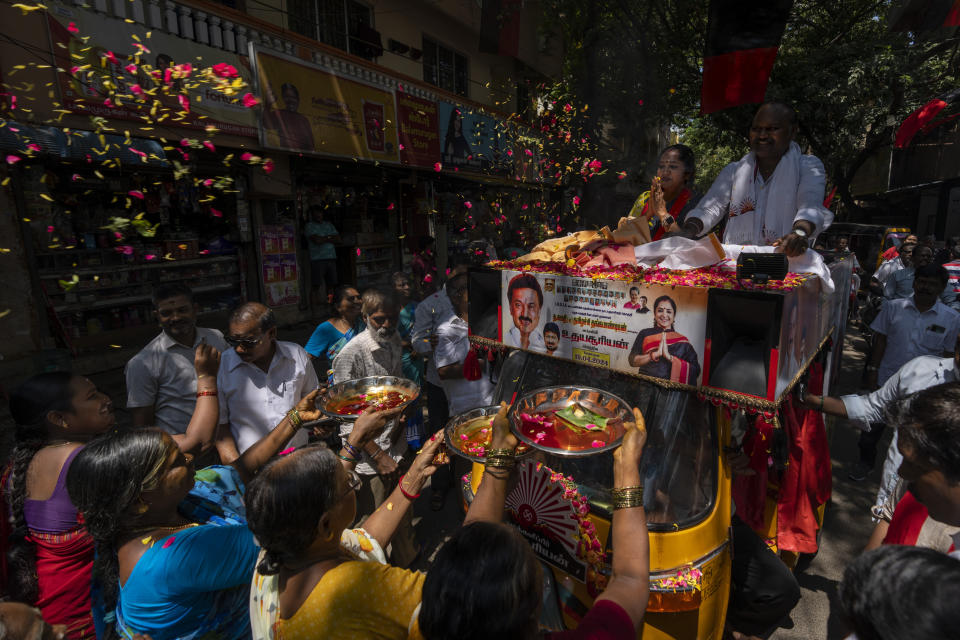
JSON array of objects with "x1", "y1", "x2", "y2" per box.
[
  {"x1": 215, "y1": 302, "x2": 318, "y2": 462},
  {"x1": 807, "y1": 337, "x2": 959, "y2": 531},
  {"x1": 411, "y1": 259, "x2": 470, "y2": 509},
  {"x1": 680, "y1": 102, "x2": 832, "y2": 256},
  {"x1": 884, "y1": 244, "x2": 933, "y2": 299},
  {"x1": 883, "y1": 382, "x2": 960, "y2": 548},
  {"x1": 505, "y1": 273, "x2": 546, "y2": 352},
  {"x1": 854, "y1": 264, "x2": 960, "y2": 479},
  {"x1": 331, "y1": 287, "x2": 418, "y2": 566},
  {"x1": 126, "y1": 283, "x2": 228, "y2": 437},
  {"x1": 436, "y1": 273, "x2": 495, "y2": 415}
]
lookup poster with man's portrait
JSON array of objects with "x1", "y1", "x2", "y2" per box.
[{"x1": 499, "y1": 270, "x2": 709, "y2": 386}]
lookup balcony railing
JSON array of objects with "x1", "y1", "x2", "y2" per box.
[{"x1": 70, "y1": 0, "x2": 445, "y2": 103}]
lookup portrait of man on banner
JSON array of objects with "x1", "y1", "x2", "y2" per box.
[
  {"x1": 506, "y1": 273, "x2": 546, "y2": 352},
  {"x1": 262, "y1": 82, "x2": 315, "y2": 151}
]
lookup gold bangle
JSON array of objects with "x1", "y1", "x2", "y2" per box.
[
  {"x1": 484, "y1": 455, "x2": 515, "y2": 469},
  {"x1": 286, "y1": 409, "x2": 303, "y2": 430},
  {"x1": 485, "y1": 448, "x2": 516, "y2": 459},
  {"x1": 611, "y1": 485, "x2": 644, "y2": 510},
  {"x1": 612, "y1": 496, "x2": 644, "y2": 510},
  {"x1": 484, "y1": 467, "x2": 510, "y2": 479}
]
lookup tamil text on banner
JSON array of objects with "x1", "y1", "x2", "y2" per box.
[
  {"x1": 438, "y1": 101, "x2": 508, "y2": 173},
  {"x1": 254, "y1": 50, "x2": 398, "y2": 162},
  {"x1": 397, "y1": 93, "x2": 440, "y2": 167},
  {"x1": 47, "y1": 6, "x2": 257, "y2": 138},
  {"x1": 500, "y1": 270, "x2": 708, "y2": 386}
]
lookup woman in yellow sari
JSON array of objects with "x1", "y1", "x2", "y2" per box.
[{"x1": 245, "y1": 424, "x2": 444, "y2": 640}]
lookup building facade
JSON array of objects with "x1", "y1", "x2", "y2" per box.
[{"x1": 0, "y1": 0, "x2": 562, "y2": 376}]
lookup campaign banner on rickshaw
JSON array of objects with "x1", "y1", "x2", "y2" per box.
[{"x1": 499, "y1": 269, "x2": 709, "y2": 386}]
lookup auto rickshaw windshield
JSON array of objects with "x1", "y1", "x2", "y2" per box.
[{"x1": 493, "y1": 352, "x2": 719, "y2": 532}]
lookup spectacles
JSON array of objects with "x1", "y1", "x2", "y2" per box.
[
  {"x1": 225, "y1": 334, "x2": 265, "y2": 349},
  {"x1": 340, "y1": 469, "x2": 362, "y2": 499}
]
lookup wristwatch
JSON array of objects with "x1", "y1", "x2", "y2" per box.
[{"x1": 791, "y1": 227, "x2": 808, "y2": 238}]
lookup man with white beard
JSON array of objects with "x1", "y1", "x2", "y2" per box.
[{"x1": 331, "y1": 287, "x2": 418, "y2": 565}]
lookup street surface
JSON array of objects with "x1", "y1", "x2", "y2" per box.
[{"x1": 772, "y1": 328, "x2": 881, "y2": 639}]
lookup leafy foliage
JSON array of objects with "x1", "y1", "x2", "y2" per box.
[{"x1": 540, "y1": 0, "x2": 960, "y2": 217}]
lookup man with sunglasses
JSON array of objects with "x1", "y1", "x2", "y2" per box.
[{"x1": 215, "y1": 301, "x2": 319, "y2": 463}]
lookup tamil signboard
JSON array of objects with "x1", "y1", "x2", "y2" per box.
[{"x1": 397, "y1": 93, "x2": 440, "y2": 168}]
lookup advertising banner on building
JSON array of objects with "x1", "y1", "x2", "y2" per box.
[
  {"x1": 499, "y1": 269, "x2": 709, "y2": 387},
  {"x1": 47, "y1": 8, "x2": 258, "y2": 137},
  {"x1": 253, "y1": 50, "x2": 398, "y2": 162},
  {"x1": 397, "y1": 93, "x2": 440, "y2": 168},
  {"x1": 437, "y1": 101, "x2": 508, "y2": 173}
]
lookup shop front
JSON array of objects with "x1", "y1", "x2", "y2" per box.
[{"x1": 7, "y1": 127, "x2": 249, "y2": 356}]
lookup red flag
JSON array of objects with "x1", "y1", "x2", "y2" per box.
[
  {"x1": 701, "y1": 0, "x2": 794, "y2": 114},
  {"x1": 895, "y1": 88, "x2": 960, "y2": 149},
  {"x1": 946, "y1": 0, "x2": 960, "y2": 26},
  {"x1": 823, "y1": 186, "x2": 837, "y2": 209}
]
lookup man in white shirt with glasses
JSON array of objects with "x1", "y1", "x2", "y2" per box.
[{"x1": 215, "y1": 301, "x2": 318, "y2": 463}]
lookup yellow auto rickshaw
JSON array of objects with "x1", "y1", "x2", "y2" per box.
[
  {"x1": 458, "y1": 352, "x2": 734, "y2": 639},
  {"x1": 457, "y1": 252, "x2": 848, "y2": 638}
]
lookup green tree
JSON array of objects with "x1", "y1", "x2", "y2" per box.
[{"x1": 541, "y1": 0, "x2": 960, "y2": 218}]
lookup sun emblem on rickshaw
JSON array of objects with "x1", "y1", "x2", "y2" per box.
[{"x1": 505, "y1": 461, "x2": 580, "y2": 554}]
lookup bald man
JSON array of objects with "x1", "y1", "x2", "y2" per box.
[
  {"x1": 215, "y1": 302, "x2": 319, "y2": 462},
  {"x1": 681, "y1": 102, "x2": 833, "y2": 256}
]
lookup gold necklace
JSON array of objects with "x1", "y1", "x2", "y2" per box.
[{"x1": 132, "y1": 522, "x2": 199, "y2": 545}]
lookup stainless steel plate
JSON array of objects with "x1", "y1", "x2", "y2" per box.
[
  {"x1": 509, "y1": 386, "x2": 634, "y2": 457},
  {"x1": 320, "y1": 376, "x2": 420, "y2": 421},
  {"x1": 445, "y1": 405, "x2": 532, "y2": 462}
]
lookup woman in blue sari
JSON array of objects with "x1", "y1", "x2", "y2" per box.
[
  {"x1": 66, "y1": 390, "x2": 399, "y2": 640},
  {"x1": 304, "y1": 285, "x2": 363, "y2": 384}
]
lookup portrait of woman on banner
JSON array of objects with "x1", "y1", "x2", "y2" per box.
[
  {"x1": 443, "y1": 108, "x2": 471, "y2": 160},
  {"x1": 628, "y1": 295, "x2": 701, "y2": 384}
]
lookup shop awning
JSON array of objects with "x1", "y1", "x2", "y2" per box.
[
  {"x1": 0, "y1": 121, "x2": 68, "y2": 156},
  {"x1": 0, "y1": 121, "x2": 169, "y2": 167},
  {"x1": 65, "y1": 131, "x2": 168, "y2": 167}
]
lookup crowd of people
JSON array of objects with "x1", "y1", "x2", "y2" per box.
[
  {"x1": 0, "y1": 265, "x2": 648, "y2": 639},
  {"x1": 5, "y1": 99, "x2": 960, "y2": 640}
]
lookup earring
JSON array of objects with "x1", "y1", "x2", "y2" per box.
[
  {"x1": 324, "y1": 530, "x2": 335, "y2": 542},
  {"x1": 60, "y1": 420, "x2": 68, "y2": 429},
  {"x1": 136, "y1": 501, "x2": 149, "y2": 514}
]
